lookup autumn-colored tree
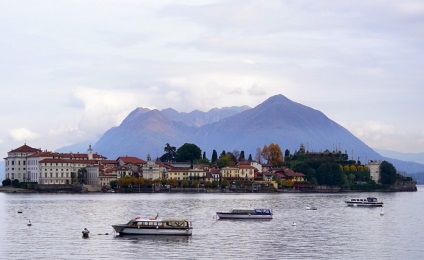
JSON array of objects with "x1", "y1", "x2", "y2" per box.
[
  {"x1": 343, "y1": 165, "x2": 350, "y2": 172},
  {"x1": 261, "y1": 143, "x2": 284, "y2": 165},
  {"x1": 181, "y1": 180, "x2": 189, "y2": 188},
  {"x1": 350, "y1": 165, "x2": 357, "y2": 171},
  {"x1": 167, "y1": 178, "x2": 178, "y2": 187}
]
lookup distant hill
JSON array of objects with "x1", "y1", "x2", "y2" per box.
[
  {"x1": 376, "y1": 149, "x2": 424, "y2": 164},
  {"x1": 93, "y1": 94, "x2": 381, "y2": 159},
  {"x1": 66, "y1": 94, "x2": 423, "y2": 177}
]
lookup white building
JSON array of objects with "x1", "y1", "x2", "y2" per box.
[
  {"x1": 4, "y1": 144, "x2": 41, "y2": 182},
  {"x1": 368, "y1": 160, "x2": 382, "y2": 183},
  {"x1": 142, "y1": 154, "x2": 161, "y2": 180}
]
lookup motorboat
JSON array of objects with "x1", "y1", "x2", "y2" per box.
[
  {"x1": 345, "y1": 197, "x2": 383, "y2": 207},
  {"x1": 112, "y1": 215, "x2": 192, "y2": 236},
  {"x1": 216, "y1": 208, "x2": 273, "y2": 220}
]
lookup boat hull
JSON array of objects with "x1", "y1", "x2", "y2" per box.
[
  {"x1": 345, "y1": 202, "x2": 383, "y2": 207},
  {"x1": 112, "y1": 225, "x2": 192, "y2": 236},
  {"x1": 216, "y1": 213, "x2": 272, "y2": 220}
]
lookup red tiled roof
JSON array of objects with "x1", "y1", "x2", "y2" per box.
[
  {"x1": 238, "y1": 164, "x2": 255, "y2": 169},
  {"x1": 27, "y1": 151, "x2": 57, "y2": 157},
  {"x1": 39, "y1": 158, "x2": 100, "y2": 164},
  {"x1": 10, "y1": 144, "x2": 41, "y2": 153},
  {"x1": 118, "y1": 156, "x2": 146, "y2": 164}
]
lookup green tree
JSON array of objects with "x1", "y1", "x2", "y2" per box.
[
  {"x1": 248, "y1": 154, "x2": 253, "y2": 162},
  {"x1": 221, "y1": 179, "x2": 230, "y2": 188},
  {"x1": 238, "y1": 150, "x2": 246, "y2": 162},
  {"x1": 380, "y1": 161, "x2": 397, "y2": 185},
  {"x1": 176, "y1": 143, "x2": 202, "y2": 167},
  {"x1": 77, "y1": 168, "x2": 87, "y2": 184},
  {"x1": 2, "y1": 179, "x2": 12, "y2": 186},
  {"x1": 161, "y1": 143, "x2": 176, "y2": 162},
  {"x1": 211, "y1": 150, "x2": 218, "y2": 164},
  {"x1": 12, "y1": 179, "x2": 20, "y2": 187},
  {"x1": 110, "y1": 180, "x2": 117, "y2": 189}
]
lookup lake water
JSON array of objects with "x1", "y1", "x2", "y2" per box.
[{"x1": 1, "y1": 187, "x2": 423, "y2": 259}]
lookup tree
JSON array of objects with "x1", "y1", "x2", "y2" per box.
[
  {"x1": 167, "y1": 178, "x2": 178, "y2": 187},
  {"x1": 181, "y1": 180, "x2": 189, "y2": 188},
  {"x1": 248, "y1": 154, "x2": 253, "y2": 162},
  {"x1": 238, "y1": 150, "x2": 246, "y2": 162},
  {"x1": 12, "y1": 179, "x2": 20, "y2": 187},
  {"x1": 77, "y1": 168, "x2": 87, "y2": 184},
  {"x1": 2, "y1": 179, "x2": 12, "y2": 186},
  {"x1": 211, "y1": 150, "x2": 218, "y2": 164},
  {"x1": 255, "y1": 147, "x2": 262, "y2": 163},
  {"x1": 176, "y1": 143, "x2": 202, "y2": 167},
  {"x1": 261, "y1": 143, "x2": 284, "y2": 165},
  {"x1": 284, "y1": 149, "x2": 291, "y2": 159},
  {"x1": 380, "y1": 161, "x2": 397, "y2": 185},
  {"x1": 162, "y1": 143, "x2": 176, "y2": 162},
  {"x1": 217, "y1": 153, "x2": 232, "y2": 168},
  {"x1": 232, "y1": 150, "x2": 240, "y2": 162}
]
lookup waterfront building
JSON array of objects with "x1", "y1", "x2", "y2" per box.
[
  {"x1": 142, "y1": 154, "x2": 161, "y2": 180},
  {"x1": 4, "y1": 144, "x2": 41, "y2": 182}
]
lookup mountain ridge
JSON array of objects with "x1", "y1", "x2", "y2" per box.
[{"x1": 58, "y1": 94, "x2": 424, "y2": 176}]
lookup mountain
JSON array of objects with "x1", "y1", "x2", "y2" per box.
[
  {"x1": 93, "y1": 106, "x2": 250, "y2": 158},
  {"x1": 376, "y1": 149, "x2": 424, "y2": 164},
  {"x1": 93, "y1": 94, "x2": 381, "y2": 160},
  {"x1": 88, "y1": 94, "x2": 424, "y2": 176},
  {"x1": 193, "y1": 95, "x2": 381, "y2": 162}
]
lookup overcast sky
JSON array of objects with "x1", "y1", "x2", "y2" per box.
[{"x1": 1, "y1": 0, "x2": 424, "y2": 160}]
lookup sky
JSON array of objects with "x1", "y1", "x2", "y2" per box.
[{"x1": 1, "y1": 0, "x2": 424, "y2": 162}]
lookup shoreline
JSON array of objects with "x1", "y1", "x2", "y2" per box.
[{"x1": 0, "y1": 185, "x2": 418, "y2": 194}]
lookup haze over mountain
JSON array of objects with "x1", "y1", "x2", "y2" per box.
[
  {"x1": 93, "y1": 94, "x2": 382, "y2": 160},
  {"x1": 56, "y1": 94, "x2": 424, "y2": 177}
]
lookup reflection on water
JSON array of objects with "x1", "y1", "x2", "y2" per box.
[{"x1": 1, "y1": 188, "x2": 424, "y2": 259}]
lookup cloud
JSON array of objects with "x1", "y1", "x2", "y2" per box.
[
  {"x1": 344, "y1": 121, "x2": 424, "y2": 153},
  {"x1": 74, "y1": 87, "x2": 140, "y2": 135},
  {"x1": 9, "y1": 128, "x2": 40, "y2": 142}
]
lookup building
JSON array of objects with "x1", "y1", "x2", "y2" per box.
[
  {"x1": 368, "y1": 160, "x2": 382, "y2": 183},
  {"x1": 4, "y1": 144, "x2": 41, "y2": 182},
  {"x1": 4, "y1": 144, "x2": 108, "y2": 185},
  {"x1": 142, "y1": 154, "x2": 161, "y2": 180}
]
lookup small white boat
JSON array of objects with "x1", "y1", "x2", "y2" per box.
[
  {"x1": 112, "y1": 215, "x2": 192, "y2": 236},
  {"x1": 305, "y1": 206, "x2": 317, "y2": 210},
  {"x1": 216, "y1": 208, "x2": 273, "y2": 220},
  {"x1": 345, "y1": 197, "x2": 383, "y2": 207}
]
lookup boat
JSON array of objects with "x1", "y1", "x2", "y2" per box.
[
  {"x1": 216, "y1": 208, "x2": 273, "y2": 220},
  {"x1": 305, "y1": 206, "x2": 317, "y2": 210},
  {"x1": 112, "y1": 215, "x2": 192, "y2": 236},
  {"x1": 345, "y1": 197, "x2": 383, "y2": 207}
]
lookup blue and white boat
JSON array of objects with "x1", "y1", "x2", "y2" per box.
[{"x1": 216, "y1": 208, "x2": 273, "y2": 220}]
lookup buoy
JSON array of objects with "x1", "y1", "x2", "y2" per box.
[
  {"x1": 27, "y1": 221, "x2": 32, "y2": 226},
  {"x1": 292, "y1": 222, "x2": 296, "y2": 226},
  {"x1": 380, "y1": 209, "x2": 385, "y2": 216}
]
